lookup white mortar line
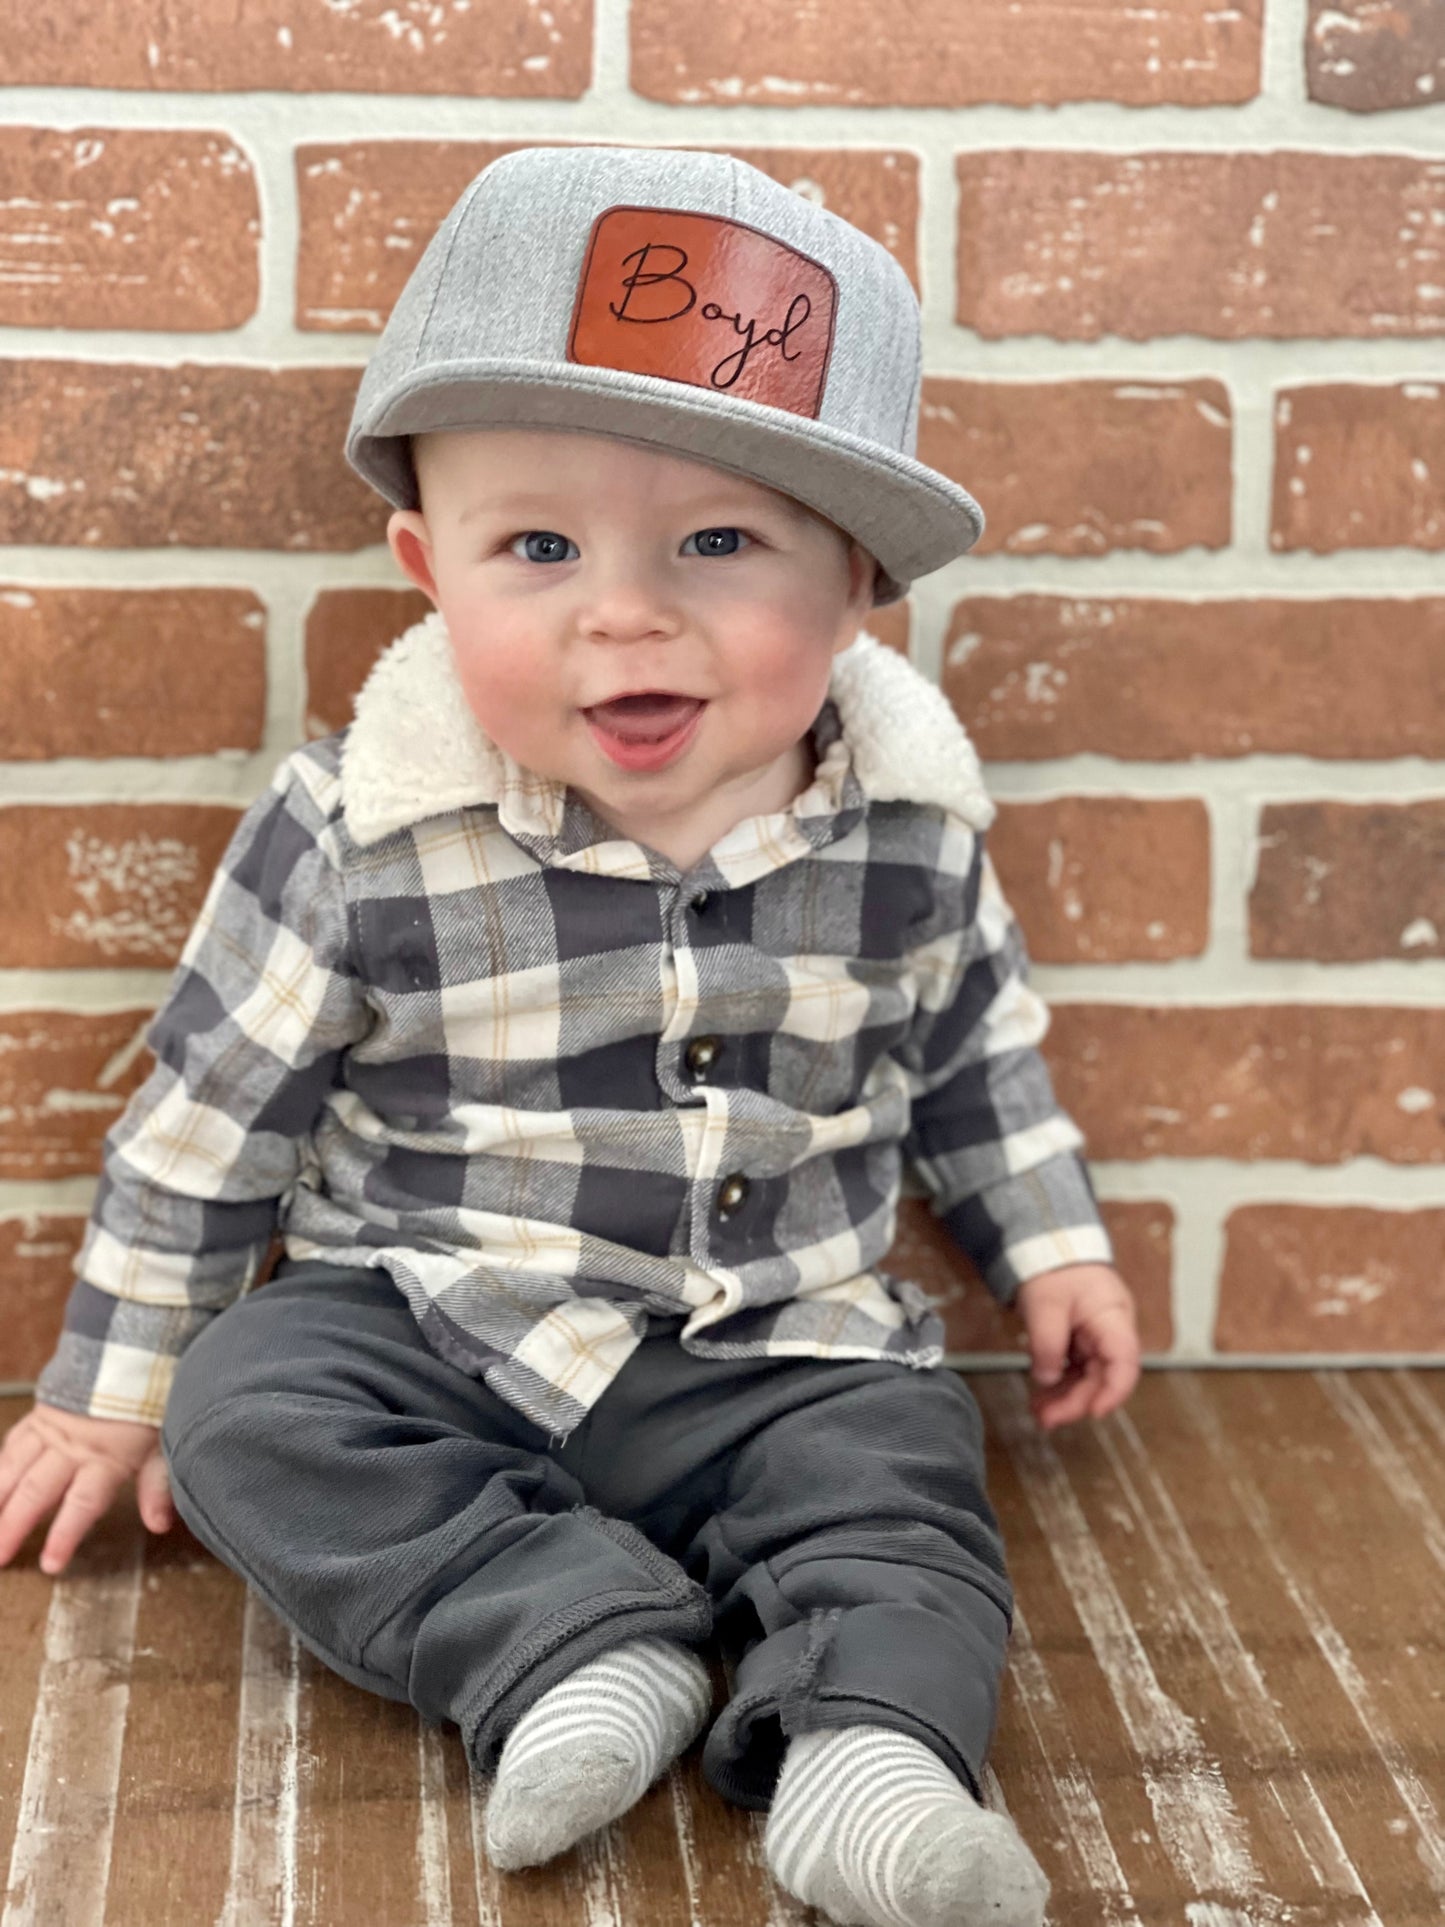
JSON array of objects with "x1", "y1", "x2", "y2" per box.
[{"x1": 5, "y1": 734, "x2": 1445, "y2": 816}]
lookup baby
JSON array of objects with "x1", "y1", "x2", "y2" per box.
[{"x1": 0, "y1": 147, "x2": 1139, "y2": 1927}]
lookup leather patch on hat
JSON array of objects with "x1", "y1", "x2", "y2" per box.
[{"x1": 567, "y1": 205, "x2": 836, "y2": 418}]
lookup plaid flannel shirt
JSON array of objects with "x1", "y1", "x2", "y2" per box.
[{"x1": 36, "y1": 617, "x2": 1113, "y2": 1440}]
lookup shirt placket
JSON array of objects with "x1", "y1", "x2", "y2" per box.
[{"x1": 652, "y1": 877, "x2": 751, "y2": 1299}]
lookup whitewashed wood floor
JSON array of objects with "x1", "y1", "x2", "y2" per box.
[{"x1": 3, "y1": 1369, "x2": 1444, "y2": 1926}]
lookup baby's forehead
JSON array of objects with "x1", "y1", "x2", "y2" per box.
[{"x1": 414, "y1": 425, "x2": 825, "y2": 527}]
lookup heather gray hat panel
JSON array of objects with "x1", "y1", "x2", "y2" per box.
[
  {"x1": 709, "y1": 150, "x2": 923, "y2": 446},
  {"x1": 406, "y1": 148, "x2": 740, "y2": 373},
  {"x1": 406, "y1": 146, "x2": 920, "y2": 447},
  {"x1": 345, "y1": 143, "x2": 984, "y2": 604}
]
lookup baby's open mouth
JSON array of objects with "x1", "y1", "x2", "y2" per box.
[{"x1": 584, "y1": 692, "x2": 703, "y2": 743}]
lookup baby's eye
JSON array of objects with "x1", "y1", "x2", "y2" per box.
[
  {"x1": 507, "y1": 530, "x2": 578, "y2": 564},
  {"x1": 502, "y1": 527, "x2": 752, "y2": 564},
  {"x1": 683, "y1": 527, "x2": 751, "y2": 558}
]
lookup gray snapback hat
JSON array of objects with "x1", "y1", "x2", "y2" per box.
[{"x1": 345, "y1": 143, "x2": 985, "y2": 606}]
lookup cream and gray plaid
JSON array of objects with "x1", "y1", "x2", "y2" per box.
[{"x1": 37, "y1": 700, "x2": 1113, "y2": 1439}]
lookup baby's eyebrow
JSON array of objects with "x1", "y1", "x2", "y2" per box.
[
  {"x1": 457, "y1": 491, "x2": 806, "y2": 528},
  {"x1": 458, "y1": 495, "x2": 551, "y2": 527}
]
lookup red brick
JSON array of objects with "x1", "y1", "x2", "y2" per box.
[
  {"x1": 0, "y1": 587, "x2": 265, "y2": 760},
  {"x1": 0, "y1": 0, "x2": 591, "y2": 94},
  {"x1": 305, "y1": 588, "x2": 435, "y2": 739},
  {"x1": 920, "y1": 380, "x2": 1231, "y2": 557},
  {"x1": 991, "y1": 799, "x2": 1209, "y2": 963},
  {"x1": 0, "y1": 807, "x2": 239, "y2": 969},
  {"x1": 0, "y1": 1215, "x2": 86, "y2": 1382},
  {"x1": 943, "y1": 595, "x2": 1445, "y2": 761},
  {"x1": 297, "y1": 141, "x2": 919, "y2": 332},
  {"x1": 0, "y1": 363, "x2": 382, "y2": 551},
  {"x1": 956, "y1": 151, "x2": 1445, "y2": 340},
  {"x1": 1217, "y1": 1206, "x2": 1445, "y2": 1352},
  {"x1": 631, "y1": 0, "x2": 1262, "y2": 106},
  {"x1": 885, "y1": 1196, "x2": 1174, "y2": 1355},
  {"x1": 0, "y1": 1011, "x2": 155, "y2": 1182},
  {"x1": 867, "y1": 601, "x2": 909, "y2": 656},
  {"x1": 1045, "y1": 1005, "x2": 1445, "y2": 1165},
  {"x1": 1307, "y1": 0, "x2": 1445, "y2": 111},
  {"x1": 1251, "y1": 802, "x2": 1445, "y2": 962},
  {"x1": 0, "y1": 127, "x2": 257, "y2": 331},
  {"x1": 1273, "y1": 383, "x2": 1445, "y2": 551}
]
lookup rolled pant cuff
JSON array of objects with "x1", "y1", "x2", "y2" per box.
[
  {"x1": 455, "y1": 1505, "x2": 714, "y2": 1774},
  {"x1": 701, "y1": 1602, "x2": 1002, "y2": 1810}
]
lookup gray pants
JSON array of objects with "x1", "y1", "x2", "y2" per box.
[{"x1": 161, "y1": 1259, "x2": 1013, "y2": 1809}]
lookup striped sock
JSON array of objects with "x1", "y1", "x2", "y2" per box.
[
  {"x1": 482, "y1": 1636, "x2": 712, "y2": 1870},
  {"x1": 763, "y1": 1724, "x2": 1049, "y2": 1927}
]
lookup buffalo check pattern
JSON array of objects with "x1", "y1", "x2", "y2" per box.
[{"x1": 37, "y1": 621, "x2": 1113, "y2": 1440}]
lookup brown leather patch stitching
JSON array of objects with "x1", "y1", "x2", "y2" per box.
[{"x1": 567, "y1": 205, "x2": 837, "y2": 419}]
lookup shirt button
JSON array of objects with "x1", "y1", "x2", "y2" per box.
[
  {"x1": 716, "y1": 1173, "x2": 749, "y2": 1218},
  {"x1": 691, "y1": 891, "x2": 709, "y2": 912},
  {"x1": 685, "y1": 1035, "x2": 721, "y2": 1079}
]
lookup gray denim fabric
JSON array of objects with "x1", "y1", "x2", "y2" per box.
[{"x1": 161, "y1": 1258, "x2": 1014, "y2": 1808}]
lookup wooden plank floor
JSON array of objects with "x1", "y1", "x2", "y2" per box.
[{"x1": 3, "y1": 1369, "x2": 1444, "y2": 1927}]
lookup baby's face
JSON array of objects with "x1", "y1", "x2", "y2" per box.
[{"x1": 385, "y1": 427, "x2": 875, "y2": 851}]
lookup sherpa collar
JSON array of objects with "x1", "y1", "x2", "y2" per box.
[{"x1": 339, "y1": 607, "x2": 995, "y2": 850}]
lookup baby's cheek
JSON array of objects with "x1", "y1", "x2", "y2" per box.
[
  {"x1": 453, "y1": 648, "x2": 555, "y2": 742},
  {"x1": 746, "y1": 647, "x2": 837, "y2": 739}
]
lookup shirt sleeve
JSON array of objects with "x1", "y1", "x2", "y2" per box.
[
  {"x1": 896, "y1": 818, "x2": 1115, "y2": 1308},
  {"x1": 34, "y1": 745, "x2": 370, "y2": 1426}
]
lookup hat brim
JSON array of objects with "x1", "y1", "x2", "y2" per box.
[{"x1": 346, "y1": 360, "x2": 984, "y2": 608}]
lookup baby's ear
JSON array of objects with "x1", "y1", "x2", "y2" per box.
[
  {"x1": 848, "y1": 539, "x2": 880, "y2": 616},
  {"x1": 387, "y1": 509, "x2": 440, "y2": 604}
]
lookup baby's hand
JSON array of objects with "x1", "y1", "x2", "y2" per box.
[
  {"x1": 1014, "y1": 1263, "x2": 1140, "y2": 1431},
  {"x1": 0, "y1": 1401, "x2": 174, "y2": 1575}
]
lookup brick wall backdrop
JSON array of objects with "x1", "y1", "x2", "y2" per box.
[{"x1": 2, "y1": 0, "x2": 1443, "y2": 1388}]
